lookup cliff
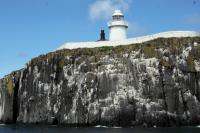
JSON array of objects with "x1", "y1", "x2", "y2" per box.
[{"x1": 1, "y1": 37, "x2": 200, "y2": 127}]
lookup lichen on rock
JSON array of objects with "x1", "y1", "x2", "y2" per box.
[{"x1": 6, "y1": 76, "x2": 13, "y2": 97}]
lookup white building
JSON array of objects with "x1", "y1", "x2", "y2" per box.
[
  {"x1": 108, "y1": 10, "x2": 128, "y2": 41},
  {"x1": 57, "y1": 10, "x2": 200, "y2": 50}
]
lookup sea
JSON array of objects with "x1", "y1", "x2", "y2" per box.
[{"x1": 0, "y1": 124, "x2": 200, "y2": 133}]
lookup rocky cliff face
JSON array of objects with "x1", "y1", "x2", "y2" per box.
[
  {"x1": 0, "y1": 71, "x2": 20, "y2": 123},
  {"x1": 1, "y1": 37, "x2": 200, "y2": 127}
]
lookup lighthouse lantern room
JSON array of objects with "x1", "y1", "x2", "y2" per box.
[{"x1": 108, "y1": 10, "x2": 128, "y2": 41}]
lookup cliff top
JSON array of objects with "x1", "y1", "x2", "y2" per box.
[
  {"x1": 57, "y1": 31, "x2": 200, "y2": 50},
  {"x1": 31, "y1": 37, "x2": 200, "y2": 70},
  {"x1": 1, "y1": 36, "x2": 200, "y2": 79}
]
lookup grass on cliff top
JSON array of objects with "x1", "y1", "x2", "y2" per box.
[{"x1": 30, "y1": 37, "x2": 200, "y2": 66}]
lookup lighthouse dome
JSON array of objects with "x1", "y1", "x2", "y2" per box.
[{"x1": 113, "y1": 10, "x2": 123, "y2": 16}]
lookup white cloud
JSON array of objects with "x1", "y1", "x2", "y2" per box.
[
  {"x1": 88, "y1": 0, "x2": 145, "y2": 37},
  {"x1": 89, "y1": 0, "x2": 131, "y2": 21}
]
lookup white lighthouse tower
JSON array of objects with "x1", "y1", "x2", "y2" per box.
[{"x1": 108, "y1": 10, "x2": 128, "y2": 41}]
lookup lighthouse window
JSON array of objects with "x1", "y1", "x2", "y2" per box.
[
  {"x1": 113, "y1": 16, "x2": 117, "y2": 20},
  {"x1": 113, "y1": 15, "x2": 124, "y2": 21}
]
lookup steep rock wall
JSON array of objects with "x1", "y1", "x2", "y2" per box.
[
  {"x1": 1, "y1": 37, "x2": 200, "y2": 127},
  {"x1": 0, "y1": 71, "x2": 20, "y2": 123}
]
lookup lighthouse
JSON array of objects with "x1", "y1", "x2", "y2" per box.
[{"x1": 108, "y1": 10, "x2": 128, "y2": 41}]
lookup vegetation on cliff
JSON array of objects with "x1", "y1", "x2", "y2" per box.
[
  {"x1": 30, "y1": 37, "x2": 200, "y2": 72},
  {"x1": 6, "y1": 76, "x2": 13, "y2": 96}
]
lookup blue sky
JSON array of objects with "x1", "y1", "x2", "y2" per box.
[{"x1": 0, "y1": 0, "x2": 200, "y2": 78}]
